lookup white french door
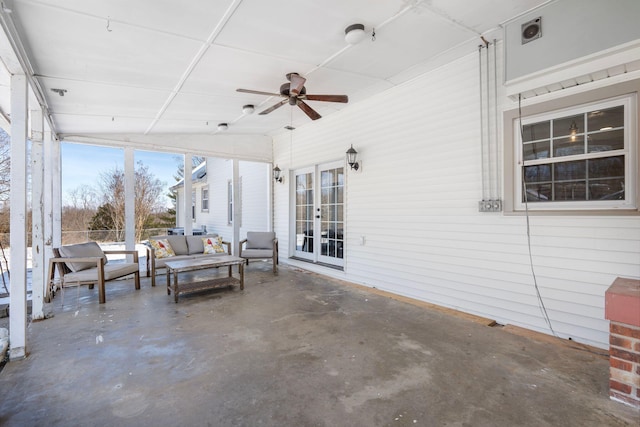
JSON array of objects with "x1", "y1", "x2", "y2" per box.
[{"x1": 293, "y1": 161, "x2": 344, "y2": 268}]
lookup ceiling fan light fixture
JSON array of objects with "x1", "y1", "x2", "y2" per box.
[
  {"x1": 242, "y1": 104, "x2": 255, "y2": 114},
  {"x1": 217, "y1": 123, "x2": 228, "y2": 131},
  {"x1": 344, "y1": 23, "x2": 366, "y2": 45}
]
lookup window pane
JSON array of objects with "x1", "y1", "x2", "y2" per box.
[
  {"x1": 553, "y1": 136, "x2": 584, "y2": 157},
  {"x1": 553, "y1": 114, "x2": 582, "y2": 138},
  {"x1": 523, "y1": 141, "x2": 550, "y2": 160},
  {"x1": 522, "y1": 121, "x2": 550, "y2": 142},
  {"x1": 554, "y1": 181, "x2": 587, "y2": 201},
  {"x1": 524, "y1": 165, "x2": 551, "y2": 183},
  {"x1": 554, "y1": 160, "x2": 586, "y2": 181},
  {"x1": 321, "y1": 188, "x2": 330, "y2": 204},
  {"x1": 589, "y1": 155, "x2": 624, "y2": 179},
  {"x1": 588, "y1": 129, "x2": 624, "y2": 152},
  {"x1": 588, "y1": 106, "x2": 624, "y2": 132},
  {"x1": 589, "y1": 178, "x2": 625, "y2": 200},
  {"x1": 524, "y1": 183, "x2": 551, "y2": 202}
]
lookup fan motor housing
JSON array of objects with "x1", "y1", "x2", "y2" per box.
[{"x1": 280, "y1": 83, "x2": 306, "y2": 97}]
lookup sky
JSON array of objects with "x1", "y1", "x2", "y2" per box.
[{"x1": 61, "y1": 142, "x2": 183, "y2": 208}]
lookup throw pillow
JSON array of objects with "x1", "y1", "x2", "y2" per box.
[
  {"x1": 149, "y1": 239, "x2": 175, "y2": 259},
  {"x1": 203, "y1": 236, "x2": 225, "y2": 254}
]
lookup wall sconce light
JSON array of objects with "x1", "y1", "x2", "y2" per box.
[
  {"x1": 346, "y1": 145, "x2": 359, "y2": 171},
  {"x1": 217, "y1": 123, "x2": 228, "y2": 131},
  {"x1": 273, "y1": 165, "x2": 284, "y2": 183},
  {"x1": 242, "y1": 104, "x2": 255, "y2": 114}
]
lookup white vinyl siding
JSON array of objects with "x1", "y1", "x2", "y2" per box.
[{"x1": 272, "y1": 45, "x2": 640, "y2": 349}]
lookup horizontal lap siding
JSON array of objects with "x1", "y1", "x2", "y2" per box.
[{"x1": 273, "y1": 51, "x2": 640, "y2": 349}]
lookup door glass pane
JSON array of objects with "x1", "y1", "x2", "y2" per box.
[
  {"x1": 296, "y1": 172, "x2": 314, "y2": 253},
  {"x1": 320, "y1": 167, "x2": 344, "y2": 260}
]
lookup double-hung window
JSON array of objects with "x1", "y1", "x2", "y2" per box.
[
  {"x1": 515, "y1": 94, "x2": 637, "y2": 211},
  {"x1": 201, "y1": 186, "x2": 209, "y2": 212}
]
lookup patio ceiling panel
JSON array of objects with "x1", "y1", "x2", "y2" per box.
[
  {"x1": 12, "y1": 2, "x2": 202, "y2": 89},
  {"x1": 326, "y1": 9, "x2": 475, "y2": 81},
  {"x1": 40, "y1": 77, "x2": 168, "y2": 118},
  {"x1": 213, "y1": 0, "x2": 404, "y2": 65},
  {"x1": 53, "y1": 114, "x2": 158, "y2": 135},
  {"x1": 21, "y1": 0, "x2": 232, "y2": 41}
]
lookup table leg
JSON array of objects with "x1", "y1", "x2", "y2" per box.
[
  {"x1": 166, "y1": 268, "x2": 171, "y2": 295},
  {"x1": 239, "y1": 262, "x2": 244, "y2": 290},
  {"x1": 173, "y1": 270, "x2": 179, "y2": 303}
]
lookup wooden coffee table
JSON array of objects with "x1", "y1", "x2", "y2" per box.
[{"x1": 165, "y1": 255, "x2": 245, "y2": 303}]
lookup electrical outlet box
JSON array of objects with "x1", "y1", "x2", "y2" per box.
[{"x1": 478, "y1": 199, "x2": 502, "y2": 212}]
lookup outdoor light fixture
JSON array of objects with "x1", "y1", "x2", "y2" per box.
[
  {"x1": 217, "y1": 123, "x2": 228, "y2": 131},
  {"x1": 569, "y1": 120, "x2": 578, "y2": 142},
  {"x1": 242, "y1": 104, "x2": 255, "y2": 114},
  {"x1": 273, "y1": 165, "x2": 284, "y2": 183},
  {"x1": 344, "y1": 23, "x2": 366, "y2": 44},
  {"x1": 346, "y1": 145, "x2": 359, "y2": 171}
]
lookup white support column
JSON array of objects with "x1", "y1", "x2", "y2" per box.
[
  {"x1": 30, "y1": 108, "x2": 45, "y2": 320},
  {"x1": 51, "y1": 137, "x2": 62, "y2": 249},
  {"x1": 9, "y1": 74, "x2": 28, "y2": 360},
  {"x1": 183, "y1": 154, "x2": 193, "y2": 236},
  {"x1": 43, "y1": 125, "x2": 54, "y2": 281},
  {"x1": 124, "y1": 148, "x2": 135, "y2": 251},
  {"x1": 232, "y1": 159, "x2": 241, "y2": 255}
]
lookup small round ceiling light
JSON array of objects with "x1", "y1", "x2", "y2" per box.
[
  {"x1": 345, "y1": 23, "x2": 366, "y2": 45},
  {"x1": 217, "y1": 123, "x2": 228, "y2": 131},
  {"x1": 242, "y1": 104, "x2": 255, "y2": 114}
]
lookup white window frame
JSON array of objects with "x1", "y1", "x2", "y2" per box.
[
  {"x1": 504, "y1": 79, "x2": 640, "y2": 215},
  {"x1": 514, "y1": 94, "x2": 636, "y2": 211},
  {"x1": 201, "y1": 185, "x2": 209, "y2": 212}
]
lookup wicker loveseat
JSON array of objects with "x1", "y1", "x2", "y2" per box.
[{"x1": 146, "y1": 234, "x2": 231, "y2": 286}]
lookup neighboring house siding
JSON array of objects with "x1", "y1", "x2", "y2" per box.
[
  {"x1": 273, "y1": 47, "x2": 640, "y2": 349},
  {"x1": 239, "y1": 160, "x2": 270, "y2": 237},
  {"x1": 175, "y1": 158, "x2": 270, "y2": 245}
]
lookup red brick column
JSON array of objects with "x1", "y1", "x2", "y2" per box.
[{"x1": 605, "y1": 277, "x2": 640, "y2": 408}]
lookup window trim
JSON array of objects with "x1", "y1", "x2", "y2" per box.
[
  {"x1": 201, "y1": 185, "x2": 209, "y2": 212},
  {"x1": 503, "y1": 79, "x2": 640, "y2": 215},
  {"x1": 515, "y1": 95, "x2": 635, "y2": 210}
]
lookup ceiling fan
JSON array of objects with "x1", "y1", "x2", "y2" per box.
[{"x1": 237, "y1": 73, "x2": 348, "y2": 120}]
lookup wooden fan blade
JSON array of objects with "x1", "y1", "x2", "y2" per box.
[
  {"x1": 304, "y1": 94, "x2": 349, "y2": 103},
  {"x1": 259, "y1": 99, "x2": 288, "y2": 115},
  {"x1": 297, "y1": 100, "x2": 322, "y2": 120},
  {"x1": 289, "y1": 74, "x2": 306, "y2": 96},
  {"x1": 237, "y1": 88, "x2": 284, "y2": 97}
]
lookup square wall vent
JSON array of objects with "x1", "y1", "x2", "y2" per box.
[{"x1": 521, "y1": 17, "x2": 542, "y2": 44}]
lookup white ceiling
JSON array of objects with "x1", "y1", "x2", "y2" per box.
[{"x1": 0, "y1": 0, "x2": 550, "y2": 137}]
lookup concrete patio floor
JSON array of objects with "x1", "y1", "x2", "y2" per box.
[{"x1": 0, "y1": 263, "x2": 638, "y2": 426}]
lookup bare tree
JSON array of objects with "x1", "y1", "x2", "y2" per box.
[
  {"x1": 92, "y1": 162, "x2": 164, "y2": 242},
  {"x1": 63, "y1": 184, "x2": 98, "y2": 232}
]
